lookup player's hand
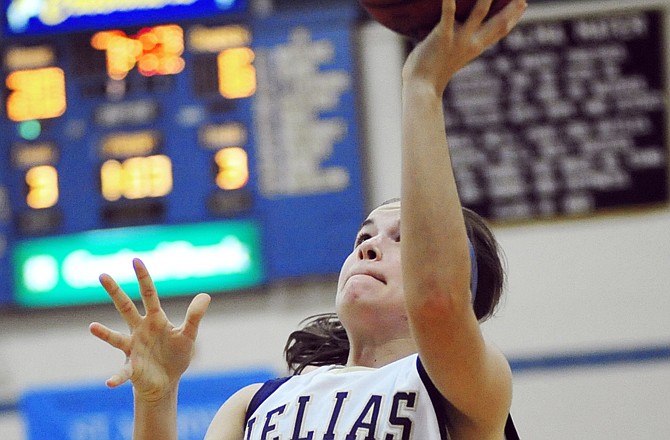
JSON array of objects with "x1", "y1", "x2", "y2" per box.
[
  {"x1": 89, "y1": 258, "x2": 211, "y2": 402},
  {"x1": 402, "y1": 0, "x2": 527, "y2": 93}
]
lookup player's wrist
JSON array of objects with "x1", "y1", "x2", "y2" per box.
[
  {"x1": 401, "y1": 79, "x2": 444, "y2": 107},
  {"x1": 133, "y1": 381, "x2": 180, "y2": 405}
]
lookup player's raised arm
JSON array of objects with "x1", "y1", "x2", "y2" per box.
[
  {"x1": 89, "y1": 258, "x2": 211, "y2": 440},
  {"x1": 400, "y1": 0, "x2": 526, "y2": 436}
]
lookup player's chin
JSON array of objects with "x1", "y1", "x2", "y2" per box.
[
  {"x1": 337, "y1": 281, "x2": 377, "y2": 305},
  {"x1": 337, "y1": 281, "x2": 397, "y2": 318}
]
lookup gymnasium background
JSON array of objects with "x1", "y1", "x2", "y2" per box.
[{"x1": 1, "y1": 0, "x2": 669, "y2": 438}]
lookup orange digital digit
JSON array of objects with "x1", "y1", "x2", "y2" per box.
[
  {"x1": 100, "y1": 155, "x2": 173, "y2": 201},
  {"x1": 92, "y1": 25, "x2": 185, "y2": 80},
  {"x1": 91, "y1": 30, "x2": 142, "y2": 80},
  {"x1": 25, "y1": 165, "x2": 59, "y2": 209},
  {"x1": 215, "y1": 147, "x2": 249, "y2": 190},
  {"x1": 6, "y1": 68, "x2": 67, "y2": 121},
  {"x1": 218, "y1": 47, "x2": 256, "y2": 99}
]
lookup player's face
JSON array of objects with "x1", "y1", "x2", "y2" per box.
[{"x1": 336, "y1": 201, "x2": 405, "y2": 330}]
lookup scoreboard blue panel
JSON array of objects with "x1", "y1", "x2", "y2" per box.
[{"x1": 0, "y1": 3, "x2": 365, "y2": 307}]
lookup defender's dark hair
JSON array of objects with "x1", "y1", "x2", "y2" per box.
[
  {"x1": 284, "y1": 205, "x2": 505, "y2": 374},
  {"x1": 284, "y1": 313, "x2": 349, "y2": 375}
]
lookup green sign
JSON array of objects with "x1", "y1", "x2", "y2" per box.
[{"x1": 13, "y1": 220, "x2": 264, "y2": 307}]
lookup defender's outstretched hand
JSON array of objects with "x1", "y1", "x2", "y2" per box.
[
  {"x1": 402, "y1": 0, "x2": 527, "y2": 93},
  {"x1": 89, "y1": 258, "x2": 211, "y2": 402}
]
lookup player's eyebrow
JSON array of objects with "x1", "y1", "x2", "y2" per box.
[
  {"x1": 354, "y1": 219, "x2": 374, "y2": 246},
  {"x1": 359, "y1": 218, "x2": 374, "y2": 230}
]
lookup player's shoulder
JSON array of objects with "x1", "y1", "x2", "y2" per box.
[{"x1": 204, "y1": 383, "x2": 264, "y2": 440}]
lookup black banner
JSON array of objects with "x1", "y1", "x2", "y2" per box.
[{"x1": 443, "y1": 8, "x2": 668, "y2": 221}]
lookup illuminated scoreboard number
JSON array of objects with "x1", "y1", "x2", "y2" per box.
[
  {"x1": 90, "y1": 25, "x2": 186, "y2": 81},
  {"x1": 5, "y1": 66, "x2": 67, "y2": 121},
  {"x1": 67, "y1": 24, "x2": 184, "y2": 100},
  {"x1": 3, "y1": 45, "x2": 66, "y2": 121},
  {"x1": 10, "y1": 142, "x2": 63, "y2": 235},
  {"x1": 192, "y1": 47, "x2": 256, "y2": 99},
  {"x1": 190, "y1": 25, "x2": 256, "y2": 99},
  {"x1": 200, "y1": 122, "x2": 254, "y2": 216},
  {"x1": 98, "y1": 131, "x2": 173, "y2": 226}
]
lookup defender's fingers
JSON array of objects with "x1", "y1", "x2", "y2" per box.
[
  {"x1": 477, "y1": 0, "x2": 527, "y2": 46},
  {"x1": 132, "y1": 258, "x2": 162, "y2": 315},
  {"x1": 89, "y1": 322, "x2": 132, "y2": 354},
  {"x1": 105, "y1": 361, "x2": 133, "y2": 388},
  {"x1": 180, "y1": 293, "x2": 211, "y2": 341},
  {"x1": 99, "y1": 273, "x2": 141, "y2": 327}
]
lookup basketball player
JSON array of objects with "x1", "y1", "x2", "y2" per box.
[{"x1": 89, "y1": 0, "x2": 528, "y2": 438}]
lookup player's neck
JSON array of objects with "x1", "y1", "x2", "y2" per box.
[{"x1": 346, "y1": 337, "x2": 416, "y2": 369}]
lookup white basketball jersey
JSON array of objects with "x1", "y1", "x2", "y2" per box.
[{"x1": 244, "y1": 353, "x2": 451, "y2": 440}]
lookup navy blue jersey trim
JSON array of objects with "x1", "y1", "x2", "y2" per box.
[
  {"x1": 416, "y1": 357, "x2": 450, "y2": 440},
  {"x1": 417, "y1": 357, "x2": 521, "y2": 440},
  {"x1": 505, "y1": 414, "x2": 520, "y2": 439},
  {"x1": 244, "y1": 376, "x2": 292, "y2": 423}
]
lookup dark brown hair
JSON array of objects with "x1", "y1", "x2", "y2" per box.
[
  {"x1": 463, "y1": 207, "x2": 506, "y2": 321},
  {"x1": 284, "y1": 205, "x2": 506, "y2": 374},
  {"x1": 284, "y1": 313, "x2": 349, "y2": 375}
]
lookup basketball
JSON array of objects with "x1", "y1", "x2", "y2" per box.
[{"x1": 360, "y1": 0, "x2": 513, "y2": 40}]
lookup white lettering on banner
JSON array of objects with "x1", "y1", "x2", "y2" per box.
[
  {"x1": 254, "y1": 28, "x2": 351, "y2": 196},
  {"x1": 573, "y1": 13, "x2": 648, "y2": 42},
  {"x1": 19, "y1": 236, "x2": 253, "y2": 291}
]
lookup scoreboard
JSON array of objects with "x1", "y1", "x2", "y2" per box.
[{"x1": 0, "y1": 0, "x2": 366, "y2": 307}]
